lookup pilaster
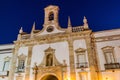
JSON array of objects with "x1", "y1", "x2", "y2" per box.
[
  {"x1": 85, "y1": 36, "x2": 98, "y2": 80},
  {"x1": 68, "y1": 37, "x2": 76, "y2": 80},
  {"x1": 25, "y1": 46, "x2": 33, "y2": 80},
  {"x1": 92, "y1": 34, "x2": 102, "y2": 80},
  {"x1": 8, "y1": 45, "x2": 20, "y2": 80}
]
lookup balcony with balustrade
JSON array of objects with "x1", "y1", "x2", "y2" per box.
[
  {"x1": 104, "y1": 63, "x2": 120, "y2": 70},
  {"x1": 76, "y1": 62, "x2": 88, "y2": 69},
  {"x1": 15, "y1": 66, "x2": 25, "y2": 73},
  {"x1": 0, "y1": 71, "x2": 9, "y2": 77}
]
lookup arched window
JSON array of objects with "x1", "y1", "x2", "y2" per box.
[{"x1": 49, "y1": 12, "x2": 54, "y2": 21}]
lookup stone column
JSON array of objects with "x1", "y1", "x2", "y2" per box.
[
  {"x1": 85, "y1": 37, "x2": 98, "y2": 80},
  {"x1": 92, "y1": 36, "x2": 101, "y2": 80},
  {"x1": 68, "y1": 38, "x2": 76, "y2": 80},
  {"x1": 8, "y1": 45, "x2": 19, "y2": 80},
  {"x1": 25, "y1": 46, "x2": 33, "y2": 80}
]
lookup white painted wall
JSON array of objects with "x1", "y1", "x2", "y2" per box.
[
  {"x1": 73, "y1": 39, "x2": 89, "y2": 68},
  {"x1": 94, "y1": 29, "x2": 120, "y2": 37},
  {"x1": 95, "y1": 40, "x2": 120, "y2": 80},
  {"x1": 14, "y1": 47, "x2": 28, "y2": 80},
  {"x1": 73, "y1": 39, "x2": 91, "y2": 80},
  {"x1": 101, "y1": 71, "x2": 120, "y2": 80},
  {"x1": 0, "y1": 44, "x2": 14, "y2": 80},
  {"x1": 0, "y1": 44, "x2": 14, "y2": 50},
  {"x1": 18, "y1": 47, "x2": 28, "y2": 56},
  {"x1": 16, "y1": 46, "x2": 28, "y2": 68},
  {"x1": 30, "y1": 41, "x2": 70, "y2": 80},
  {"x1": 0, "y1": 53, "x2": 12, "y2": 71},
  {"x1": 95, "y1": 40, "x2": 120, "y2": 70},
  {"x1": 31, "y1": 41, "x2": 70, "y2": 66},
  {"x1": 94, "y1": 29, "x2": 120, "y2": 80}
]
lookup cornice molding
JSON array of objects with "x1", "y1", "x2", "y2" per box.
[
  {"x1": 14, "y1": 30, "x2": 92, "y2": 47},
  {"x1": 94, "y1": 34, "x2": 120, "y2": 42}
]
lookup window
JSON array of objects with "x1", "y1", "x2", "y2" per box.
[
  {"x1": 3, "y1": 61, "x2": 9, "y2": 71},
  {"x1": 17, "y1": 54, "x2": 26, "y2": 72},
  {"x1": 102, "y1": 46, "x2": 115, "y2": 64},
  {"x1": 18, "y1": 60, "x2": 25, "y2": 71},
  {"x1": 77, "y1": 53, "x2": 87, "y2": 68},
  {"x1": 49, "y1": 12, "x2": 54, "y2": 21},
  {"x1": 78, "y1": 54, "x2": 86, "y2": 63},
  {"x1": 75, "y1": 48, "x2": 87, "y2": 68},
  {"x1": 105, "y1": 52, "x2": 115, "y2": 63},
  {"x1": 3, "y1": 56, "x2": 11, "y2": 71}
]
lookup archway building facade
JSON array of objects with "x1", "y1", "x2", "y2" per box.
[{"x1": 0, "y1": 5, "x2": 120, "y2": 80}]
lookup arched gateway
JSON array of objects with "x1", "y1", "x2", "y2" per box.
[{"x1": 41, "y1": 75, "x2": 58, "y2": 80}]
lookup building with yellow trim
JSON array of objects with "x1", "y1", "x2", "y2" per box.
[{"x1": 0, "y1": 5, "x2": 120, "y2": 80}]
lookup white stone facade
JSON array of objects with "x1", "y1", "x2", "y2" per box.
[
  {"x1": 0, "y1": 5, "x2": 120, "y2": 80},
  {"x1": 0, "y1": 44, "x2": 14, "y2": 80}
]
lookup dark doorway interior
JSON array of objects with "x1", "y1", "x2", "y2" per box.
[{"x1": 41, "y1": 75, "x2": 58, "y2": 80}]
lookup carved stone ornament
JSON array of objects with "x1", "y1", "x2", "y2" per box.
[
  {"x1": 39, "y1": 46, "x2": 62, "y2": 67},
  {"x1": 46, "y1": 26, "x2": 54, "y2": 32},
  {"x1": 18, "y1": 53, "x2": 26, "y2": 60},
  {"x1": 4, "y1": 56, "x2": 11, "y2": 61},
  {"x1": 75, "y1": 47, "x2": 86, "y2": 53},
  {"x1": 102, "y1": 46, "x2": 114, "y2": 53},
  {"x1": 44, "y1": 46, "x2": 55, "y2": 52}
]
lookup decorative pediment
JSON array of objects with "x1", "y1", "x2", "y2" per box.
[
  {"x1": 75, "y1": 48, "x2": 86, "y2": 53},
  {"x1": 44, "y1": 47, "x2": 55, "y2": 52},
  {"x1": 4, "y1": 56, "x2": 11, "y2": 61},
  {"x1": 39, "y1": 47, "x2": 62, "y2": 67},
  {"x1": 102, "y1": 46, "x2": 114, "y2": 52},
  {"x1": 18, "y1": 54, "x2": 26, "y2": 60}
]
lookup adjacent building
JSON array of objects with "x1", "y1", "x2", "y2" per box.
[{"x1": 0, "y1": 5, "x2": 120, "y2": 80}]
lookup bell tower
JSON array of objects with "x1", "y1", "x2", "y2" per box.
[{"x1": 43, "y1": 5, "x2": 59, "y2": 28}]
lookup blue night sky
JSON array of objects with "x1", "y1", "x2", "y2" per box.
[{"x1": 0, "y1": 0, "x2": 120, "y2": 44}]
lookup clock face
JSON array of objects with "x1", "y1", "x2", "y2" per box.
[{"x1": 47, "y1": 26, "x2": 54, "y2": 32}]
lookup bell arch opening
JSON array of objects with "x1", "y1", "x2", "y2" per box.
[
  {"x1": 41, "y1": 75, "x2": 58, "y2": 80},
  {"x1": 48, "y1": 12, "x2": 54, "y2": 21}
]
